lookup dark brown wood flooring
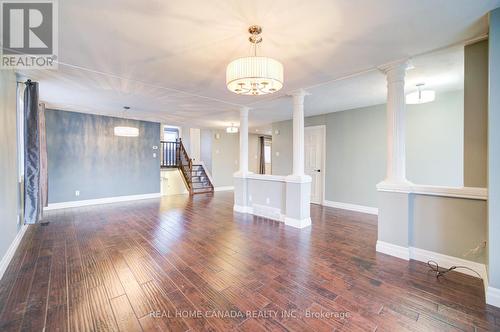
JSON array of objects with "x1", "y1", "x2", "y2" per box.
[{"x1": 0, "y1": 192, "x2": 499, "y2": 331}]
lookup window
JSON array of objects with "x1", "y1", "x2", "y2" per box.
[
  {"x1": 264, "y1": 143, "x2": 271, "y2": 164},
  {"x1": 163, "y1": 126, "x2": 179, "y2": 142}
]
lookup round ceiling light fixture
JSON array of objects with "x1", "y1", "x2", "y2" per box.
[
  {"x1": 226, "y1": 25, "x2": 283, "y2": 96},
  {"x1": 406, "y1": 83, "x2": 435, "y2": 104},
  {"x1": 226, "y1": 123, "x2": 238, "y2": 134}
]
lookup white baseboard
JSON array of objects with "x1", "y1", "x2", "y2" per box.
[
  {"x1": 376, "y1": 241, "x2": 495, "y2": 305},
  {"x1": 0, "y1": 224, "x2": 29, "y2": 281},
  {"x1": 284, "y1": 216, "x2": 312, "y2": 229},
  {"x1": 233, "y1": 204, "x2": 252, "y2": 213},
  {"x1": 486, "y1": 287, "x2": 500, "y2": 308},
  {"x1": 44, "y1": 193, "x2": 161, "y2": 211},
  {"x1": 234, "y1": 204, "x2": 310, "y2": 228},
  {"x1": 409, "y1": 247, "x2": 488, "y2": 281},
  {"x1": 251, "y1": 204, "x2": 284, "y2": 222},
  {"x1": 323, "y1": 200, "x2": 378, "y2": 215},
  {"x1": 376, "y1": 241, "x2": 410, "y2": 260},
  {"x1": 215, "y1": 186, "x2": 234, "y2": 192}
]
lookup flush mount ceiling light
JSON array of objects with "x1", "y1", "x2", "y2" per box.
[
  {"x1": 226, "y1": 123, "x2": 238, "y2": 134},
  {"x1": 226, "y1": 25, "x2": 283, "y2": 96},
  {"x1": 406, "y1": 83, "x2": 436, "y2": 104},
  {"x1": 114, "y1": 106, "x2": 139, "y2": 137}
]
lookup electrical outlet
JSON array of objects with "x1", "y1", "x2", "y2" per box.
[{"x1": 75, "y1": 190, "x2": 80, "y2": 197}]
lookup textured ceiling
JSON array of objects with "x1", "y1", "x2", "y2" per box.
[{"x1": 18, "y1": 0, "x2": 500, "y2": 129}]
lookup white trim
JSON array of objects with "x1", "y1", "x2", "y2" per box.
[
  {"x1": 410, "y1": 247, "x2": 488, "y2": 281},
  {"x1": 284, "y1": 216, "x2": 312, "y2": 229},
  {"x1": 233, "y1": 204, "x2": 252, "y2": 213},
  {"x1": 246, "y1": 174, "x2": 287, "y2": 182},
  {"x1": 284, "y1": 174, "x2": 312, "y2": 183},
  {"x1": 44, "y1": 193, "x2": 161, "y2": 211},
  {"x1": 376, "y1": 241, "x2": 410, "y2": 260},
  {"x1": 376, "y1": 242, "x2": 491, "y2": 295},
  {"x1": 215, "y1": 186, "x2": 234, "y2": 192},
  {"x1": 251, "y1": 204, "x2": 285, "y2": 222},
  {"x1": 377, "y1": 182, "x2": 487, "y2": 200},
  {"x1": 323, "y1": 200, "x2": 378, "y2": 215},
  {"x1": 487, "y1": 287, "x2": 500, "y2": 308},
  {"x1": 0, "y1": 224, "x2": 28, "y2": 281}
]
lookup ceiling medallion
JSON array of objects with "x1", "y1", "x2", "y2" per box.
[{"x1": 226, "y1": 25, "x2": 284, "y2": 96}]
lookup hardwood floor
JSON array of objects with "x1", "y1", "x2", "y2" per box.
[{"x1": 0, "y1": 191, "x2": 499, "y2": 331}]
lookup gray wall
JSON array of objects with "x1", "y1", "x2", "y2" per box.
[
  {"x1": 211, "y1": 129, "x2": 239, "y2": 187},
  {"x1": 407, "y1": 90, "x2": 464, "y2": 186},
  {"x1": 200, "y1": 129, "x2": 213, "y2": 173},
  {"x1": 272, "y1": 90, "x2": 464, "y2": 207},
  {"x1": 464, "y1": 40, "x2": 488, "y2": 187},
  {"x1": 489, "y1": 7, "x2": 500, "y2": 290},
  {"x1": 0, "y1": 70, "x2": 21, "y2": 262},
  {"x1": 412, "y1": 195, "x2": 487, "y2": 264},
  {"x1": 46, "y1": 110, "x2": 160, "y2": 203}
]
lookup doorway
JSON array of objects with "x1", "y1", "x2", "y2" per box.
[{"x1": 304, "y1": 125, "x2": 325, "y2": 205}]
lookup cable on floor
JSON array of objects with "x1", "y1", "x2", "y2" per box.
[{"x1": 427, "y1": 260, "x2": 481, "y2": 279}]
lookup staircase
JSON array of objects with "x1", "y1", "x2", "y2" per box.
[{"x1": 160, "y1": 139, "x2": 214, "y2": 195}]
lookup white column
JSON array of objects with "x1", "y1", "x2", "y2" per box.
[
  {"x1": 239, "y1": 106, "x2": 249, "y2": 175},
  {"x1": 380, "y1": 61, "x2": 410, "y2": 185},
  {"x1": 291, "y1": 89, "x2": 309, "y2": 176}
]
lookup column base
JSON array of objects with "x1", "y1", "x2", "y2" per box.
[
  {"x1": 284, "y1": 216, "x2": 311, "y2": 229},
  {"x1": 233, "y1": 204, "x2": 252, "y2": 213}
]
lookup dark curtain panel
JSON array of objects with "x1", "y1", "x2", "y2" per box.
[
  {"x1": 259, "y1": 136, "x2": 265, "y2": 174},
  {"x1": 24, "y1": 80, "x2": 41, "y2": 224}
]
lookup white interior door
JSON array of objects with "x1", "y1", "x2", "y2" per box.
[
  {"x1": 189, "y1": 128, "x2": 201, "y2": 162},
  {"x1": 305, "y1": 126, "x2": 325, "y2": 204}
]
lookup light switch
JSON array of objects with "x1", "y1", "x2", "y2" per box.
[
  {"x1": 276, "y1": 151, "x2": 280, "y2": 157},
  {"x1": 153, "y1": 152, "x2": 157, "y2": 158}
]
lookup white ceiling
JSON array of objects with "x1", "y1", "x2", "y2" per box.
[{"x1": 19, "y1": 0, "x2": 500, "y2": 129}]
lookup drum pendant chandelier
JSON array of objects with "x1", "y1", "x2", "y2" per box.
[{"x1": 226, "y1": 25, "x2": 284, "y2": 95}]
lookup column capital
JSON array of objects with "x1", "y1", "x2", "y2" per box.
[
  {"x1": 379, "y1": 59, "x2": 412, "y2": 80},
  {"x1": 288, "y1": 89, "x2": 311, "y2": 98}
]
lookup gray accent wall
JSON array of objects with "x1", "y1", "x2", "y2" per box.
[
  {"x1": 272, "y1": 90, "x2": 464, "y2": 207},
  {"x1": 489, "y1": 7, "x2": 500, "y2": 290},
  {"x1": 45, "y1": 110, "x2": 160, "y2": 203},
  {"x1": 464, "y1": 40, "x2": 488, "y2": 187},
  {"x1": 0, "y1": 70, "x2": 21, "y2": 262}
]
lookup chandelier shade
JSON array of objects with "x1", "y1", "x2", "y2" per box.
[{"x1": 226, "y1": 56, "x2": 284, "y2": 95}]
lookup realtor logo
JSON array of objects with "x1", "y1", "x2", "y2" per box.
[{"x1": 1, "y1": 0, "x2": 58, "y2": 69}]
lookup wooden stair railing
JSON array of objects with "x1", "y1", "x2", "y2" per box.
[{"x1": 160, "y1": 139, "x2": 214, "y2": 195}]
